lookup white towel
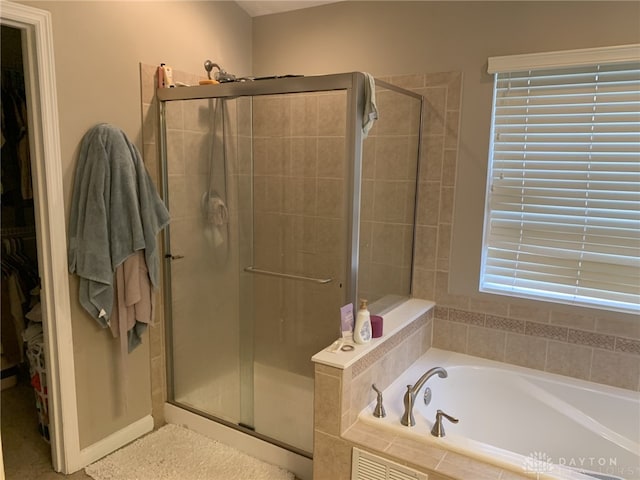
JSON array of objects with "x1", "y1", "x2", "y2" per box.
[{"x1": 362, "y1": 72, "x2": 378, "y2": 138}]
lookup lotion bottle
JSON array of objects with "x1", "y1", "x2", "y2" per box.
[{"x1": 353, "y1": 299, "x2": 372, "y2": 344}]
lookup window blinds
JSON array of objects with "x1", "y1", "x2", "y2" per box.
[{"x1": 481, "y1": 60, "x2": 640, "y2": 313}]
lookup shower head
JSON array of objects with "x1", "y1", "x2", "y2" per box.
[{"x1": 203, "y1": 60, "x2": 236, "y2": 83}]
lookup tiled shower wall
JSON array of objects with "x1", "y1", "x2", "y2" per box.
[
  {"x1": 358, "y1": 86, "x2": 421, "y2": 303},
  {"x1": 251, "y1": 91, "x2": 348, "y2": 379},
  {"x1": 390, "y1": 72, "x2": 640, "y2": 392}
]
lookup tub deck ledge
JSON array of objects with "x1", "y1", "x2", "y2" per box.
[{"x1": 343, "y1": 419, "x2": 538, "y2": 480}]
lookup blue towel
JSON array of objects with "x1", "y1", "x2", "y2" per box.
[{"x1": 68, "y1": 124, "x2": 170, "y2": 326}]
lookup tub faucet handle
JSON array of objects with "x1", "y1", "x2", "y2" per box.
[
  {"x1": 371, "y1": 384, "x2": 386, "y2": 418},
  {"x1": 430, "y1": 409, "x2": 458, "y2": 438}
]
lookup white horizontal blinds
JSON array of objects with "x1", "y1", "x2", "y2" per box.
[{"x1": 482, "y1": 61, "x2": 640, "y2": 313}]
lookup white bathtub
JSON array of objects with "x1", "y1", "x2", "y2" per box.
[{"x1": 359, "y1": 348, "x2": 640, "y2": 480}]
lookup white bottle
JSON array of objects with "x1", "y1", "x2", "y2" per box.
[
  {"x1": 353, "y1": 299, "x2": 372, "y2": 344},
  {"x1": 161, "y1": 63, "x2": 174, "y2": 88}
]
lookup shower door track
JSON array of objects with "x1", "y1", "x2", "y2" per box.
[{"x1": 167, "y1": 400, "x2": 313, "y2": 459}]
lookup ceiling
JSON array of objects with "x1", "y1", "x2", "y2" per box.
[{"x1": 235, "y1": 0, "x2": 343, "y2": 17}]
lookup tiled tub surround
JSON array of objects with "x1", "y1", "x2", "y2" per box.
[
  {"x1": 312, "y1": 299, "x2": 531, "y2": 480},
  {"x1": 358, "y1": 349, "x2": 640, "y2": 480},
  {"x1": 313, "y1": 299, "x2": 435, "y2": 478},
  {"x1": 433, "y1": 306, "x2": 640, "y2": 392}
]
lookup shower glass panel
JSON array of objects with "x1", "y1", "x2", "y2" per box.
[
  {"x1": 159, "y1": 73, "x2": 422, "y2": 458},
  {"x1": 164, "y1": 96, "x2": 247, "y2": 426},
  {"x1": 249, "y1": 91, "x2": 348, "y2": 452},
  {"x1": 358, "y1": 83, "x2": 423, "y2": 312}
]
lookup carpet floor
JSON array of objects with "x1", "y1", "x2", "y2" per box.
[{"x1": 84, "y1": 424, "x2": 295, "y2": 480}]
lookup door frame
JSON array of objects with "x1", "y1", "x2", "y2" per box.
[{"x1": 1, "y1": 1, "x2": 78, "y2": 473}]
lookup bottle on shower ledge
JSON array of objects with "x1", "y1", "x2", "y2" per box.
[{"x1": 353, "y1": 299, "x2": 372, "y2": 344}]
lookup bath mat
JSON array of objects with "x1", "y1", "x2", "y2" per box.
[{"x1": 85, "y1": 424, "x2": 295, "y2": 480}]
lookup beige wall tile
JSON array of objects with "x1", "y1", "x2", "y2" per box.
[
  {"x1": 290, "y1": 137, "x2": 318, "y2": 178},
  {"x1": 590, "y1": 349, "x2": 640, "y2": 390},
  {"x1": 375, "y1": 90, "x2": 416, "y2": 136},
  {"x1": 317, "y1": 137, "x2": 346, "y2": 178},
  {"x1": 485, "y1": 315, "x2": 525, "y2": 334},
  {"x1": 416, "y1": 182, "x2": 440, "y2": 226},
  {"x1": 437, "y1": 451, "x2": 503, "y2": 480},
  {"x1": 444, "y1": 110, "x2": 460, "y2": 149},
  {"x1": 468, "y1": 297, "x2": 509, "y2": 316},
  {"x1": 291, "y1": 94, "x2": 319, "y2": 136},
  {"x1": 421, "y1": 135, "x2": 445, "y2": 182},
  {"x1": 504, "y1": 333, "x2": 547, "y2": 370},
  {"x1": 508, "y1": 303, "x2": 551, "y2": 323},
  {"x1": 449, "y1": 308, "x2": 484, "y2": 326},
  {"x1": 374, "y1": 136, "x2": 411, "y2": 180},
  {"x1": 435, "y1": 272, "x2": 470, "y2": 310},
  {"x1": 550, "y1": 310, "x2": 596, "y2": 331},
  {"x1": 253, "y1": 96, "x2": 291, "y2": 137},
  {"x1": 616, "y1": 337, "x2": 640, "y2": 356},
  {"x1": 317, "y1": 92, "x2": 347, "y2": 136},
  {"x1": 412, "y1": 268, "x2": 435, "y2": 300},
  {"x1": 545, "y1": 341, "x2": 592, "y2": 381},
  {"x1": 313, "y1": 430, "x2": 352, "y2": 480},
  {"x1": 567, "y1": 329, "x2": 615, "y2": 350},
  {"x1": 439, "y1": 186, "x2": 455, "y2": 224},
  {"x1": 385, "y1": 436, "x2": 446, "y2": 472},
  {"x1": 317, "y1": 178, "x2": 345, "y2": 218},
  {"x1": 342, "y1": 422, "x2": 393, "y2": 452},
  {"x1": 436, "y1": 223, "x2": 452, "y2": 265},
  {"x1": 596, "y1": 316, "x2": 640, "y2": 340},
  {"x1": 315, "y1": 372, "x2": 342, "y2": 435},
  {"x1": 524, "y1": 321, "x2": 568, "y2": 341},
  {"x1": 414, "y1": 226, "x2": 437, "y2": 270},
  {"x1": 466, "y1": 326, "x2": 506, "y2": 362},
  {"x1": 433, "y1": 318, "x2": 468, "y2": 353}
]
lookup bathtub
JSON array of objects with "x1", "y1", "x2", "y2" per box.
[{"x1": 359, "y1": 348, "x2": 640, "y2": 480}]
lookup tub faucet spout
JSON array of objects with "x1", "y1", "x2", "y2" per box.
[{"x1": 401, "y1": 366, "x2": 447, "y2": 427}]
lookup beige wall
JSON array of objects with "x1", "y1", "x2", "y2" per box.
[{"x1": 21, "y1": 0, "x2": 252, "y2": 448}]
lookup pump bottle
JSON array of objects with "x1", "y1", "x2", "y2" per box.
[{"x1": 353, "y1": 299, "x2": 372, "y2": 344}]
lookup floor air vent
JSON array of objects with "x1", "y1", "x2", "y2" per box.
[{"x1": 351, "y1": 448, "x2": 428, "y2": 480}]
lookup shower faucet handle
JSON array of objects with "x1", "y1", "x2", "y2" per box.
[{"x1": 372, "y1": 384, "x2": 386, "y2": 418}]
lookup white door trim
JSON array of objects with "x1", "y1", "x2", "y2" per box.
[{"x1": 1, "y1": 1, "x2": 78, "y2": 473}]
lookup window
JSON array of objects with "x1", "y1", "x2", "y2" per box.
[{"x1": 481, "y1": 45, "x2": 640, "y2": 314}]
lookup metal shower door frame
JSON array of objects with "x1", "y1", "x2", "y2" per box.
[{"x1": 156, "y1": 72, "x2": 423, "y2": 454}]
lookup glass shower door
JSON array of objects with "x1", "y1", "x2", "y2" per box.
[
  {"x1": 245, "y1": 90, "x2": 350, "y2": 453},
  {"x1": 164, "y1": 96, "x2": 244, "y2": 426},
  {"x1": 163, "y1": 88, "x2": 351, "y2": 455}
]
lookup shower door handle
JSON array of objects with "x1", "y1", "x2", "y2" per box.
[
  {"x1": 244, "y1": 266, "x2": 332, "y2": 284},
  {"x1": 165, "y1": 254, "x2": 185, "y2": 260}
]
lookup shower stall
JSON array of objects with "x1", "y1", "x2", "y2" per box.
[{"x1": 157, "y1": 72, "x2": 423, "y2": 471}]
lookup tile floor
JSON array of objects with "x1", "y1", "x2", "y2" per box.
[{"x1": 1, "y1": 367, "x2": 91, "y2": 480}]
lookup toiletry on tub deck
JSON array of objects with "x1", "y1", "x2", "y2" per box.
[
  {"x1": 371, "y1": 314, "x2": 383, "y2": 338},
  {"x1": 354, "y1": 299, "x2": 372, "y2": 344}
]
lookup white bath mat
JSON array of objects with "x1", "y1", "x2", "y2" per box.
[{"x1": 85, "y1": 423, "x2": 295, "y2": 480}]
